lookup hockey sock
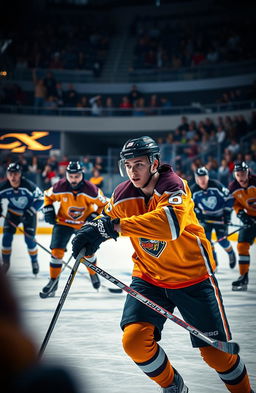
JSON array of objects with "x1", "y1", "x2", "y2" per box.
[
  {"x1": 2, "y1": 232, "x2": 13, "y2": 270},
  {"x1": 50, "y1": 248, "x2": 65, "y2": 279},
  {"x1": 200, "y1": 347, "x2": 252, "y2": 393},
  {"x1": 237, "y1": 242, "x2": 250, "y2": 274},
  {"x1": 28, "y1": 247, "x2": 38, "y2": 263},
  {"x1": 122, "y1": 322, "x2": 174, "y2": 388},
  {"x1": 85, "y1": 255, "x2": 98, "y2": 276}
]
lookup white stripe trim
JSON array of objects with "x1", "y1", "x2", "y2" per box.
[
  {"x1": 2, "y1": 246, "x2": 12, "y2": 251},
  {"x1": 196, "y1": 236, "x2": 212, "y2": 275},
  {"x1": 114, "y1": 196, "x2": 145, "y2": 207},
  {"x1": 50, "y1": 257, "x2": 63, "y2": 265},
  {"x1": 239, "y1": 255, "x2": 250, "y2": 261},
  {"x1": 139, "y1": 346, "x2": 165, "y2": 373},
  {"x1": 219, "y1": 358, "x2": 245, "y2": 381},
  {"x1": 209, "y1": 276, "x2": 230, "y2": 341},
  {"x1": 28, "y1": 246, "x2": 38, "y2": 252},
  {"x1": 86, "y1": 255, "x2": 97, "y2": 263},
  {"x1": 163, "y1": 206, "x2": 177, "y2": 240}
]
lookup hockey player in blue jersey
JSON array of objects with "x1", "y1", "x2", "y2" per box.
[
  {"x1": 190, "y1": 166, "x2": 236, "y2": 269},
  {"x1": 0, "y1": 163, "x2": 44, "y2": 274}
]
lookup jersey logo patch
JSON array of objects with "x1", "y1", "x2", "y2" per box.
[
  {"x1": 139, "y1": 238, "x2": 166, "y2": 258},
  {"x1": 202, "y1": 196, "x2": 217, "y2": 210},
  {"x1": 68, "y1": 206, "x2": 85, "y2": 220},
  {"x1": 10, "y1": 196, "x2": 28, "y2": 209}
]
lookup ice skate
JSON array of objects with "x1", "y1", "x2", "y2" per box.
[
  {"x1": 41, "y1": 277, "x2": 59, "y2": 297},
  {"x1": 89, "y1": 272, "x2": 101, "y2": 290},
  {"x1": 31, "y1": 260, "x2": 39, "y2": 275},
  {"x1": 2, "y1": 261, "x2": 10, "y2": 273},
  {"x1": 228, "y1": 250, "x2": 236, "y2": 269},
  {"x1": 232, "y1": 272, "x2": 248, "y2": 291},
  {"x1": 163, "y1": 369, "x2": 188, "y2": 392}
]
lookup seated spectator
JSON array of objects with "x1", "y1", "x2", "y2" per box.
[
  {"x1": 82, "y1": 156, "x2": 94, "y2": 180},
  {"x1": 58, "y1": 156, "x2": 69, "y2": 178},
  {"x1": 89, "y1": 95, "x2": 102, "y2": 116},
  {"x1": 147, "y1": 94, "x2": 159, "y2": 115},
  {"x1": 226, "y1": 139, "x2": 240, "y2": 155},
  {"x1": 128, "y1": 84, "x2": 143, "y2": 106},
  {"x1": 55, "y1": 82, "x2": 65, "y2": 107},
  {"x1": 104, "y1": 96, "x2": 114, "y2": 116},
  {"x1": 65, "y1": 84, "x2": 78, "y2": 107},
  {"x1": 245, "y1": 152, "x2": 256, "y2": 174},
  {"x1": 77, "y1": 96, "x2": 90, "y2": 115},
  {"x1": 218, "y1": 159, "x2": 230, "y2": 186},
  {"x1": 119, "y1": 96, "x2": 132, "y2": 115},
  {"x1": 43, "y1": 96, "x2": 58, "y2": 114},
  {"x1": 43, "y1": 71, "x2": 57, "y2": 98},
  {"x1": 89, "y1": 168, "x2": 104, "y2": 189},
  {"x1": 32, "y1": 69, "x2": 47, "y2": 108},
  {"x1": 132, "y1": 97, "x2": 146, "y2": 116}
]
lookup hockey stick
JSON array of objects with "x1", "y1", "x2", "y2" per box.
[
  {"x1": 2, "y1": 214, "x2": 121, "y2": 293},
  {"x1": 212, "y1": 226, "x2": 245, "y2": 245},
  {"x1": 39, "y1": 253, "x2": 73, "y2": 298},
  {"x1": 79, "y1": 255, "x2": 239, "y2": 355},
  {"x1": 205, "y1": 220, "x2": 243, "y2": 227},
  {"x1": 38, "y1": 249, "x2": 84, "y2": 358}
]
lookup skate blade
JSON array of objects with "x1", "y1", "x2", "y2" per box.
[
  {"x1": 39, "y1": 290, "x2": 56, "y2": 299},
  {"x1": 232, "y1": 285, "x2": 247, "y2": 291}
]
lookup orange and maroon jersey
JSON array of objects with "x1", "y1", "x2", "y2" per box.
[
  {"x1": 229, "y1": 174, "x2": 256, "y2": 217},
  {"x1": 105, "y1": 164, "x2": 216, "y2": 289},
  {"x1": 44, "y1": 178, "x2": 108, "y2": 229}
]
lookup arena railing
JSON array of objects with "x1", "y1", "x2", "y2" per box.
[
  {"x1": 0, "y1": 100, "x2": 255, "y2": 117},
  {"x1": 8, "y1": 59, "x2": 256, "y2": 83}
]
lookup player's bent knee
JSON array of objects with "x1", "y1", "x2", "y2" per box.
[
  {"x1": 237, "y1": 242, "x2": 250, "y2": 255},
  {"x1": 122, "y1": 322, "x2": 155, "y2": 358},
  {"x1": 51, "y1": 248, "x2": 65, "y2": 259},
  {"x1": 199, "y1": 346, "x2": 237, "y2": 371}
]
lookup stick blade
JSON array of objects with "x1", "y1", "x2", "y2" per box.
[{"x1": 213, "y1": 340, "x2": 240, "y2": 354}]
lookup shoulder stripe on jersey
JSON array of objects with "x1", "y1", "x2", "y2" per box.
[
  {"x1": 163, "y1": 206, "x2": 180, "y2": 240},
  {"x1": 114, "y1": 196, "x2": 145, "y2": 207}
]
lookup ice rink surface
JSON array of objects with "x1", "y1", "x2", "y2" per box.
[{"x1": 6, "y1": 235, "x2": 256, "y2": 393}]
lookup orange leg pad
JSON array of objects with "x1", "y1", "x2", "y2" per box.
[{"x1": 122, "y1": 322, "x2": 174, "y2": 388}]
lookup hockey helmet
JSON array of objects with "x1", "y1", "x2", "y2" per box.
[
  {"x1": 66, "y1": 161, "x2": 83, "y2": 174},
  {"x1": 233, "y1": 161, "x2": 249, "y2": 172},
  {"x1": 7, "y1": 162, "x2": 22, "y2": 173},
  {"x1": 195, "y1": 166, "x2": 209, "y2": 177},
  {"x1": 119, "y1": 136, "x2": 160, "y2": 177}
]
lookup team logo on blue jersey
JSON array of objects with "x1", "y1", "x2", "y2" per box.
[
  {"x1": 10, "y1": 196, "x2": 28, "y2": 209},
  {"x1": 139, "y1": 238, "x2": 166, "y2": 258},
  {"x1": 202, "y1": 196, "x2": 217, "y2": 210},
  {"x1": 68, "y1": 206, "x2": 85, "y2": 220}
]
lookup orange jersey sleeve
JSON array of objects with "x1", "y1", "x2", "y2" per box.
[
  {"x1": 229, "y1": 174, "x2": 256, "y2": 217},
  {"x1": 44, "y1": 178, "x2": 108, "y2": 229},
  {"x1": 105, "y1": 165, "x2": 216, "y2": 289}
]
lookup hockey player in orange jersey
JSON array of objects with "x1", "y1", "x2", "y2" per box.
[
  {"x1": 41, "y1": 161, "x2": 108, "y2": 297},
  {"x1": 72, "y1": 137, "x2": 254, "y2": 393},
  {"x1": 229, "y1": 161, "x2": 256, "y2": 291}
]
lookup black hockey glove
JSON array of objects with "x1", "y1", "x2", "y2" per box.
[
  {"x1": 43, "y1": 205, "x2": 56, "y2": 225},
  {"x1": 237, "y1": 210, "x2": 255, "y2": 227},
  {"x1": 72, "y1": 216, "x2": 119, "y2": 258},
  {"x1": 86, "y1": 212, "x2": 98, "y2": 223},
  {"x1": 22, "y1": 207, "x2": 36, "y2": 222}
]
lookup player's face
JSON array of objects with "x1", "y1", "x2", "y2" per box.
[
  {"x1": 125, "y1": 156, "x2": 154, "y2": 188},
  {"x1": 67, "y1": 172, "x2": 83, "y2": 188},
  {"x1": 234, "y1": 171, "x2": 249, "y2": 187},
  {"x1": 7, "y1": 171, "x2": 21, "y2": 187},
  {"x1": 196, "y1": 175, "x2": 209, "y2": 189}
]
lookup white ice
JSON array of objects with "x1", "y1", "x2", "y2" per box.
[{"x1": 6, "y1": 235, "x2": 256, "y2": 393}]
